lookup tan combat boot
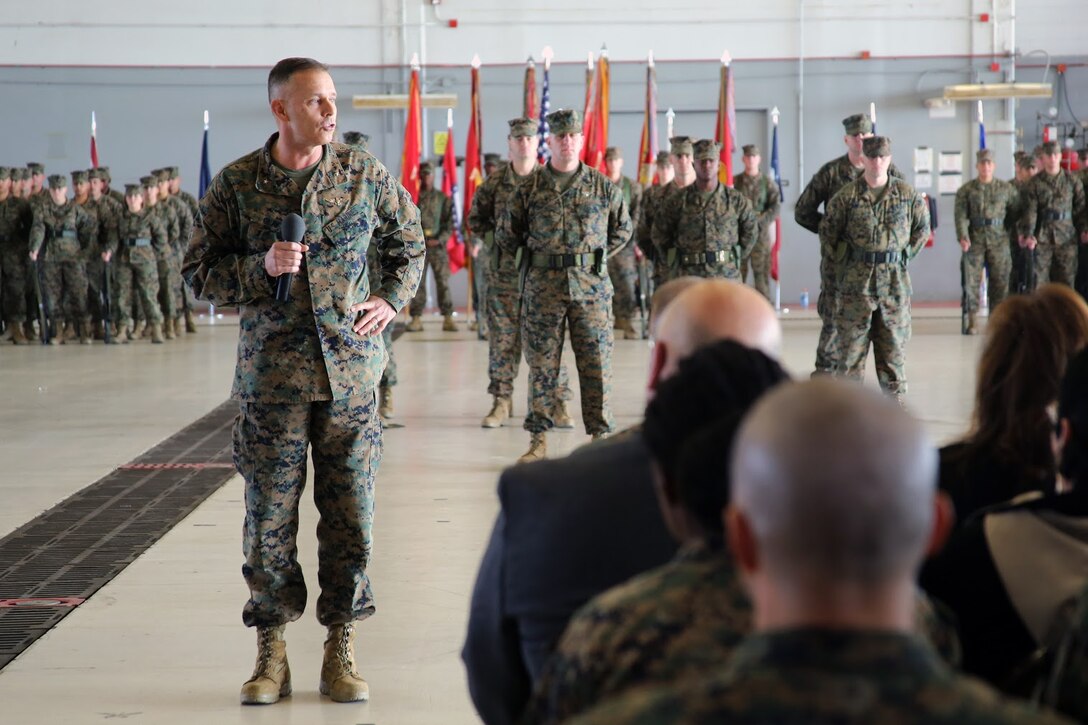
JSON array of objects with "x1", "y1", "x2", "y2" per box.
[
  {"x1": 518, "y1": 432, "x2": 547, "y2": 463},
  {"x1": 320, "y1": 623, "x2": 369, "y2": 703},
  {"x1": 442, "y1": 314, "x2": 458, "y2": 332},
  {"x1": 615, "y1": 317, "x2": 639, "y2": 340},
  {"x1": 240, "y1": 625, "x2": 291, "y2": 705},
  {"x1": 405, "y1": 315, "x2": 424, "y2": 332},
  {"x1": 378, "y1": 386, "x2": 394, "y2": 420},
  {"x1": 62, "y1": 320, "x2": 77, "y2": 341},
  {"x1": 966, "y1": 312, "x2": 978, "y2": 335},
  {"x1": 552, "y1": 400, "x2": 574, "y2": 429},
  {"x1": 481, "y1": 396, "x2": 512, "y2": 428},
  {"x1": 11, "y1": 322, "x2": 29, "y2": 346},
  {"x1": 150, "y1": 322, "x2": 165, "y2": 344},
  {"x1": 184, "y1": 309, "x2": 198, "y2": 333},
  {"x1": 165, "y1": 318, "x2": 177, "y2": 340},
  {"x1": 79, "y1": 317, "x2": 93, "y2": 345}
]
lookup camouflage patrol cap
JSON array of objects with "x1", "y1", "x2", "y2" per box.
[
  {"x1": 70, "y1": 170, "x2": 89, "y2": 184},
  {"x1": 742, "y1": 144, "x2": 761, "y2": 157},
  {"x1": 97, "y1": 166, "x2": 112, "y2": 181},
  {"x1": 124, "y1": 183, "x2": 143, "y2": 197},
  {"x1": 419, "y1": 161, "x2": 434, "y2": 175},
  {"x1": 47, "y1": 174, "x2": 67, "y2": 189},
  {"x1": 507, "y1": 117, "x2": 536, "y2": 138},
  {"x1": 483, "y1": 153, "x2": 501, "y2": 166},
  {"x1": 842, "y1": 114, "x2": 873, "y2": 136},
  {"x1": 1013, "y1": 150, "x2": 1026, "y2": 162},
  {"x1": 862, "y1": 136, "x2": 891, "y2": 158},
  {"x1": 12, "y1": 168, "x2": 27, "y2": 181},
  {"x1": 342, "y1": 131, "x2": 370, "y2": 148},
  {"x1": 154, "y1": 169, "x2": 171, "y2": 182},
  {"x1": 976, "y1": 149, "x2": 994, "y2": 163},
  {"x1": 1016, "y1": 155, "x2": 1036, "y2": 171},
  {"x1": 1033, "y1": 145, "x2": 1045, "y2": 157},
  {"x1": 692, "y1": 139, "x2": 721, "y2": 161},
  {"x1": 604, "y1": 147, "x2": 622, "y2": 161},
  {"x1": 669, "y1": 136, "x2": 693, "y2": 156},
  {"x1": 546, "y1": 109, "x2": 581, "y2": 135},
  {"x1": 167, "y1": 166, "x2": 179, "y2": 179},
  {"x1": 27, "y1": 162, "x2": 44, "y2": 175},
  {"x1": 89, "y1": 168, "x2": 107, "y2": 181},
  {"x1": 1041, "y1": 140, "x2": 1061, "y2": 155},
  {"x1": 655, "y1": 151, "x2": 670, "y2": 165},
  {"x1": 140, "y1": 175, "x2": 156, "y2": 187},
  {"x1": 0, "y1": 167, "x2": 9, "y2": 180}
]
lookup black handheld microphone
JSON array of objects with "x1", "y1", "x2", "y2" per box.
[{"x1": 274, "y1": 213, "x2": 306, "y2": 303}]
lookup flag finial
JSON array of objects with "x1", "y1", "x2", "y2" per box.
[
  {"x1": 410, "y1": 52, "x2": 420, "y2": 70},
  {"x1": 471, "y1": 53, "x2": 481, "y2": 69},
  {"x1": 771, "y1": 106, "x2": 780, "y2": 125},
  {"x1": 203, "y1": 110, "x2": 209, "y2": 129},
  {"x1": 587, "y1": 51, "x2": 593, "y2": 69},
  {"x1": 721, "y1": 50, "x2": 731, "y2": 66},
  {"x1": 542, "y1": 46, "x2": 554, "y2": 69},
  {"x1": 648, "y1": 49, "x2": 655, "y2": 68}
]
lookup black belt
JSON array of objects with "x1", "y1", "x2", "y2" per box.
[
  {"x1": 970, "y1": 218, "x2": 1003, "y2": 228},
  {"x1": 529, "y1": 251, "x2": 598, "y2": 269},
  {"x1": 852, "y1": 249, "x2": 901, "y2": 264},
  {"x1": 678, "y1": 250, "x2": 731, "y2": 266},
  {"x1": 1043, "y1": 210, "x2": 1072, "y2": 222}
]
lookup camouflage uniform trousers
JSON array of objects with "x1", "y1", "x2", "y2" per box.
[
  {"x1": 487, "y1": 253, "x2": 572, "y2": 403},
  {"x1": 408, "y1": 244, "x2": 453, "y2": 317},
  {"x1": 0, "y1": 250, "x2": 28, "y2": 322},
  {"x1": 472, "y1": 244, "x2": 490, "y2": 337},
  {"x1": 607, "y1": 246, "x2": 638, "y2": 321},
  {"x1": 1035, "y1": 241, "x2": 1079, "y2": 288},
  {"x1": 522, "y1": 276, "x2": 613, "y2": 435},
  {"x1": 740, "y1": 230, "x2": 772, "y2": 299},
  {"x1": 234, "y1": 394, "x2": 382, "y2": 628},
  {"x1": 814, "y1": 258, "x2": 839, "y2": 375},
  {"x1": 962, "y1": 234, "x2": 1012, "y2": 313},
  {"x1": 115, "y1": 257, "x2": 163, "y2": 326},
  {"x1": 85, "y1": 258, "x2": 108, "y2": 325},
  {"x1": 156, "y1": 253, "x2": 183, "y2": 320},
  {"x1": 834, "y1": 291, "x2": 911, "y2": 397},
  {"x1": 41, "y1": 260, "x2": 88, "y2": 323},
  {"x1": 365, "y1": 246, "x2": 396, "y2": 389}
]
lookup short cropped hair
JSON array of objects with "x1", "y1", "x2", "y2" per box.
[{"x1": 268, "y1": 57, "x2": 330, "y2": 103}]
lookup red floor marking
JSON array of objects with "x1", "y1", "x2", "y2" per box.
[{"x1": 0, "y1": 597, "x2": 85, "y2": 608}]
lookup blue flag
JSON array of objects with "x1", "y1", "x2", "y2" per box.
[
  {"x1": 979, "y1": 122, "x2": 987, "y2": 151},
  {"x1": 537, "y1": 64, "x2": 551, "y2": 164},
  {"x1": 199, "y1": 126, "x2": 212, "y2": 198}
]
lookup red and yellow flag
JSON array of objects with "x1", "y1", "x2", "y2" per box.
[
  {"x1": 464, "y1": 58, "x2": 483, "y2": 231},
  {"x1": 636, "y1": 56, "x2": 658, "y2": 185},
  {"x1": 580, "y1": 48, "x2": 610, "y2": 172},
  {"x1": 714, "y1": 55, "x2": 736, "y2": 187},
  {"x1": 401, "y1": 56, "x2": 422, "y2": 203},
  {"x1": 523, "y1": 57, "x2": 538, "y2": 120}
]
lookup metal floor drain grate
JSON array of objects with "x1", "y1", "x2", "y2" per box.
[{"x1": 0, "y1": 400, "x2": 238, "y2": 671}]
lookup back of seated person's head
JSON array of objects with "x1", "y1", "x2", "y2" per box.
[
  {"x1": 728, "y1": 379, "x2": 948, "y2": 630},
  {"x1": 648, "y1": 280, "x2": 782, "y2": 391},
  {"x1": 642, "y1": 340, "x2": 789, "y2": 546},
  {"x1": 648, "y1": 276, "x2": 703, "y2": 340},
  {"x1": 968, "y1": 284, "x2": 1088, "y2": 484},
  {"x1": 1057, "y1": 346, "x2": 1088, "y2": 488}
]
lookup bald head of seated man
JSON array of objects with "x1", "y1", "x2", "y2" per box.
[
  {"x1": 568, "y1": 380, "x2": 1073, "y2": 724},
  {"x1": 462, "y1": 278, "x2": 784, "y2": 725}
]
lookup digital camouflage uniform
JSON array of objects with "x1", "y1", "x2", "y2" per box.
[
  {"x1": 409, "y1": 184, "x2": 454, "y2": 317},
  {"x1": 0, "y1": 190, "x2": 31, "y2": 327},
  {"x1": 84, "y1": 192, "x2": 122, "y2": 330},
  {"x1": 567, "y1": 629, "x2": 1071, "y2": 725},
  {"x1": 652, "y1": 179, "x2": 758, "y2": 282},
  {"x1": 795, "y1": 131, "x2": 904, "y2": 374},
  {"x1": 1018, "y1": 167, "x2": 1087, "y2": 288},
  {"x1": 366, "y1": 243, "x2": 396, "y2": 390},
  {"x1": 529, "y1": 541, "x2": 963, "y2": 725},
  {"x1": 29, "y1": 188, "x2": 98, "y2": 328},
  {"x1": 146, "y1": 193, "x2": 181, "y2": 322},
  {"x1": 954, "y1": 172, "x2": 1018, "y2": 313},
  {"x1": 1008, "y1": 172, "x2": 1033, "y2": 294},
  {"x1": 509, "y1": 146, "x2": 632, "y2": 436},
  {"x1": 468, "y1": 161, "x2": 572, "y2": 404},
  {"x1": 110, "y1": 199, "x2": 167, "y2": 327},
  {"x1": 733, "y1": 167, "x2": 781, "y2": 300},
  {"x1": 1079, "y1": 167, "x2": 1088, "y2": 298},
  {"x1": 820, "y1": 143, "x2": 929, "y2": 400},
  {"x1": 639, "y1": 181, "x2": 687, "y2": 289},
  {"x1": 182, "y1": 134, "x2": 425, "y2": 628},
  {"x1": 607, "y1": 174, "x2": 642, "y2": 323},
  {"x1": 164, "y1": 189, "x2": 195, "y2": 316}
]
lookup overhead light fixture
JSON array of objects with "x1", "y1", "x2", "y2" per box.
[{"x1": 943, "y1": 82, "x2": 1053, "y2": 100}]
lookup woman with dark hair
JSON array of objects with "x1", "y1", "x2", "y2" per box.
[
  {"x1": 939, "y1": 283, "x2": 1088, "y2": 522},
  {"x1": 922, "y1": 345, "x2": 1088, "y2": 700}
]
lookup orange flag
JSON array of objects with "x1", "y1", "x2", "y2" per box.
[
  {"x1": 714, "y1": 53, "x2": 736, "y2": 187},
  {"x1": 464, "y1": 58, "x2": 483, "y2": 229},
  {"x1": 401, "y1": 55, "x2": 422, "y2": 203},
  {"x1": 523, "y1": 57, "x2": 538, "y2": 119},
  {"x1": 636, "y1": 54, "x2": 658, "y2": 185}
]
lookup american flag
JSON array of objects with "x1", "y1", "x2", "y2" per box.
[{"x1": 537, "y1": 62, "x2": 551, "y2": 164}]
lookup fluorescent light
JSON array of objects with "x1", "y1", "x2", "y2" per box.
[{"x1": 943, "y1": 83, "x2": 1053, "y2": 100}]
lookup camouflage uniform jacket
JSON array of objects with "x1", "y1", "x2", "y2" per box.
[
  {"x1": 508, "y1": 162, "x2": 632, "y2": 300},
  {"x1": 111, "y1": 207, "x2": 169, "y2": 265},
  {"x1": 617, "y1": 176, "x2": 643, "y2": 234},
  {"x1": 107, "y1": 188, "x2": 126, "y2": 207},
  {"x1": 0, "y1": 196, "x2": 31, "y2": 254},
  {"x1": 819, "y1": 176, "x2": 929, "y2": 297},
  {"x1": 86, "y1": 195, "x2": 123, "y2": 256},
  {"x1": 637, "y1": 181, "x2": 684, "y2": 259},
  {"x1": 795, "y1": 154, "x2": 903, "y2": 234},
  {"x1": 183, "y1": 133, "x2": 425, "y2": 404},
  {"x1": 733, "y1": 171, "x2": 781, "y2": 233},
  {"x1": 1018, "y1": 169, "x2": 1087, "y2": 245},
  {"x1": 417, "y1": 187, "x2": 452, "y2": 242},
  {"x1": 954, "y1": 178, "x2": 1019, "y2": 242},
  {"x1": 467, "y1": 161, "x2": 530, "y2": 271},
  {"x1": 29, "y1": 199, "x2": 97, "y2": 262},
  {"x1": 651, "y1": 182, "x2": 758, "y2": 274},
  {"x1": 148, "y1": 200, "x2": 180, "y2": 259},
  {"x1": 568, "y1": 629, "x2": 1071, "y2": 725},
  {"x1": 164, "y1": 194, "x2": 195, "y2": 253},
  {"x1": 529, "y1": 542, "x2": 962, "y2": 725},
  {"x1": 176, "y1": 189, "x2": 200, "y2": 223}
]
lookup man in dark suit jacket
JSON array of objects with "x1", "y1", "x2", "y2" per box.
[{"x1": 462, "y1": 278, "x2": 783, "y2": 725}]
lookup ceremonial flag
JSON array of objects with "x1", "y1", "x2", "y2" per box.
[
  {"x1": 523, "y1": 57, "x2": 538, "y2": 119},
  {"x1": 537, "y1": 48, "x2": 553, "y2": 164},
  {"x1": 714, "y1": 52, "x2": 736, "y2": 186},
  {"x1": 770, "y1": 109, "x2": 783, "y2": 282},
  {"x1": 636, "y1": 53, "x2": 659, "y2": 185},
  {"x1": 199, "y1": 110, "x2": 212, "y2": 198},
  {"x1": 90, "y1": 111, "x2": 99, "y2": 168},
  {"x1": 463, "y1": 56, "x2": 483, "y2": 229},
  {"x1": 401, "y1": 55, "x2": 423, "y2": 203},
  {"x1": 978, "y1": 101, "x2": 987, "y2": 150},
  {"x1": 443, "y1": 110, "x2": 465, "y2": 274},
  {"x1": 581, "y1": 47, "x2": 610, "y2": 172}
]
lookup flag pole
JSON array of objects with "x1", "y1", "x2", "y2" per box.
[{"x1": 870, "y1": 101, "x2": 877, "y2": 134}]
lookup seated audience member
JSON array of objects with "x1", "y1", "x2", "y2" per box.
[
  {"x1": 531, "y1": 348, "x2": 958, "y2": 724},
  {"x1": 940, "y1": 284, "x2": 1088, "y2": 522},
  {"x1": 922, "y1": 346, "x2": 1088, "y2": 702},
  {"x1": 461, "y1": 280, "x2": 780, "y2": 725},
  {"x1": 570, "y1": 379, "x2": 1072, "y2": 725}
]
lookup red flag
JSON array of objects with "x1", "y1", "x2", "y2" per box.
[
  {"x1": 524, "y1": 58, "x2": 538, "y2": 119},
  {"x1": 463, "y1": 60, "x2": 483, "y2": 232},
  {"x1": 636, "y1": 56, "x2": 658, "y2": 186},
  {"x1": 770, "y1": 116, "x2": 782, "y2": 281},
  {"x1": 714, "y1": 55, "x2": 736, "y2": 187},
  {"x1": 442, "y1": 115, "x2": 465, "y2": 275},
  {"x1": 90, "y1": 111, "x2": 99, "y2": 168},
  {"x1": 580, "y1": 49, "x2": 610, "y2": 172},
  {"x1": 401, "y1": 57, "x2": 422, "y2": 203}
]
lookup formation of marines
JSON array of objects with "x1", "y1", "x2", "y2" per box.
[{"x1": 0, "y1": 162, "x2": 200, "y2": 345}]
